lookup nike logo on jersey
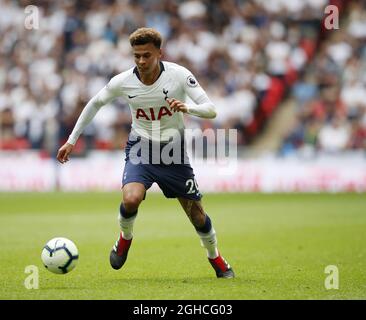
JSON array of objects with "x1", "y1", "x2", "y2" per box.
[{"x1": 128, "y1": 95, "x2": 138, "y2": 99}]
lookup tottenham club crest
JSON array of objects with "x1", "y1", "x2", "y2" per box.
[
  {"x1": 186, "y1": 75, "x2": 198, "y2": 88},
  {"x1": 163, "y1": 88, "x2": 169, "y2": 100}
]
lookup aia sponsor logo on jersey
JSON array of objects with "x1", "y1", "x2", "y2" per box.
[{"x1": 136, "y1": 106, "x2": 176, "y2": 121}]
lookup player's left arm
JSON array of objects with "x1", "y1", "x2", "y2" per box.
[{"x1": 168, "y1": 67, "x2": 216, "y2": 119}]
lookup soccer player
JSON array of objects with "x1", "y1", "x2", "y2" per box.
[{"x1": 57, "y1": 28, "x2": 234, "y2": 278}]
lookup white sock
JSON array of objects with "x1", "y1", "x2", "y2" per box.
[
  {"x1": 197, "y1": 228, "x2": 219, "y2": 259},
  {"x1": 118, "y1": 213, "x2": 137, "y2": 240}
]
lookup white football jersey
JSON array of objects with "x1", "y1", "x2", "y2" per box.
[{"x1": 67, "y1": 61, "x2": 215, "y2": 144}]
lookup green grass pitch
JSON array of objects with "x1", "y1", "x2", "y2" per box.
[{"x1": 0, "y1": 192, "x2": 365, "y2": 300}]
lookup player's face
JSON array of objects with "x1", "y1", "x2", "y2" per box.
[{"x1": 132, "y1": 43, "x2": 162, "y2": 76}]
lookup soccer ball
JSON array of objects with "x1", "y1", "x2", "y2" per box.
[{"x1": 41, "y1": 237, "x2": 79, "y2": 274}]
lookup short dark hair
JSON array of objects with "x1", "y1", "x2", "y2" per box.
[{"x1": 129, "y1": 28, "x2": 162, "y2": 49}]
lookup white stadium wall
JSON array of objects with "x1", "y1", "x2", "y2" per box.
[{"x1": 0, "y1": 151, "x2": 365, "y2": 192}]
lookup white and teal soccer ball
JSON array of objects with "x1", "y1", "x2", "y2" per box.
[{"x1": 41, "y1": 237, "x2": 79, "y2": 274}]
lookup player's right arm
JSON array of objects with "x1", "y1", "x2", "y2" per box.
[{"x1": 56, "y1": 75, "x2": 124, "y2": 164}]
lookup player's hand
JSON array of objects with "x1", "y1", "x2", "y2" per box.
[
  {"x1": 56, "y1": 143, "x2": 74, "y2": 164},
  {"x1": 167, "y1": 98, "x2": 188, "y2": 113}
]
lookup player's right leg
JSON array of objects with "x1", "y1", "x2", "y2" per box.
[{"x1": 110, "y1": 182, "x2": 146, "y2": 270}]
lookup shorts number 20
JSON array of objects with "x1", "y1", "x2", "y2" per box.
[{"x1": 186, "y1": 178, "x2": 199, "y2": 194}]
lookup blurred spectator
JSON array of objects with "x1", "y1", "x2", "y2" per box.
[
  {"x1": 348, "y1": 117, "x2": 366, "y2": 150},
  {"x1": 0, "y1": 108, "x2": 16, "y2": 146},
  {"x1": 318, "y1": 115, "x2": 351, "y2": 152}
]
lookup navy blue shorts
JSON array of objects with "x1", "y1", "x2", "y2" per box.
[{"x1": 122, "y1": 135, "x2": 202, "y2": 201}]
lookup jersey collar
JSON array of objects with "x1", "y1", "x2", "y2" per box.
[{"x1": 133, "y1": 61, "x2": 165, "y2": 84}]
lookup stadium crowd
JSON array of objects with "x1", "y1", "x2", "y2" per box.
[
  {"x1": 281, "y1": 0, "x2": 366, "y2": 155},
  {"x1": 0, "y1": 0, "x2": 363, "y2": 155}
]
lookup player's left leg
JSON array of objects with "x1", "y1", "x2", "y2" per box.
[{"x1": 178, "y1": 198, "x2": 235, "y2": 279}]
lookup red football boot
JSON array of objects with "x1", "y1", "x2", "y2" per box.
[
  {"x1": 208, "y1": 254, "x2": 235, "y2": 278},
  {"x1": 110, "y1": 232, "x2": 132, "y2": 270}
]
